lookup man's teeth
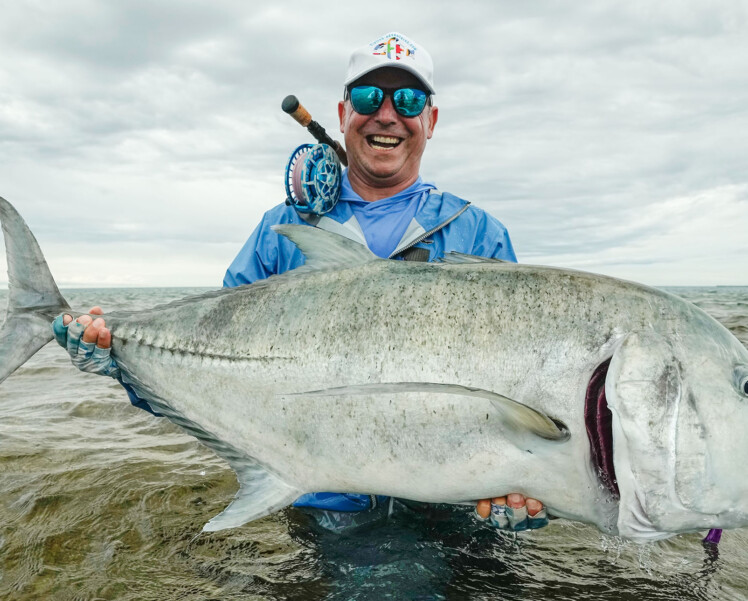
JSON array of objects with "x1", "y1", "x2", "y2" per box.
[
  {"x1": 369, "y1": 135, "x2": 401, "y2": 148},
  {"x1": 372, "y1": 135, "x2": 400, "y2": 144}
]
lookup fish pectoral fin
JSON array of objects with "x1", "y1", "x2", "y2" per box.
[
  {"x1": 203, "y1": 461, "x2": 301, "y2": 532},
  {"x1": 287, "y1": 382, "x2": 569, "y2": 443}
]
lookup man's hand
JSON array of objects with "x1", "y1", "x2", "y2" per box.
[
  {"x1": 52, "y1": 306, "x2": 119, "y2": 378},
  {"x1": 475, "y1": 494, "x2": 548, "y2": 531}
]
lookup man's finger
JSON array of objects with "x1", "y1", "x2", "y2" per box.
[
  {"x1": 77, "y1": 315, "x2": 93, "y2": 327},
  {"x1": 90, "y1": 306, "x2": 104, "y2": 315},
  {"x1": 526, "y1": 498, "x2": 543, "y2": 517},
  {"x1": 63, "y1": 314, "x2": 73, "y2": 326},
  {"x1": 507, "y1": 493, "x2": 525, "y2": 509},
  {"x1": 97, "y1": 327, "x2": 112, "y2": 349},
  {"x1": 82, "y1": 318, "x2": 104, "y2": 344},
  {"x1": 476, "y1": 499, "x2": 491, "y2": 519}
]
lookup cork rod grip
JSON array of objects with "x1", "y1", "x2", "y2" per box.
[{"x1": 281, "y1": 95, "x2": 312, "y2": 127}]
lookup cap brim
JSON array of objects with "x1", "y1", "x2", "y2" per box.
[{"x1": 344, "y1": 64, "x2": 435, "y2": 95}]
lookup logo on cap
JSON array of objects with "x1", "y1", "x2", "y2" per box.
[{"x1": 372, "y1": 36, "x2": 416, "y2": 61}]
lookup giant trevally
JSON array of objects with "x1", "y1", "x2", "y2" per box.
[{"x1": 1, "y1": 195, "x2": 747, "y2": 542}]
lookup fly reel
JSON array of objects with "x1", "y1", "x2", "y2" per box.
[{"x1": 284, "y1": 143, "x2": 341, "y2": 215}]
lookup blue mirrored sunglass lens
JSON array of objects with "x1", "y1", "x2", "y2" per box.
[
  {"x1": 392, "y1": 88, "x2": 428, "y2": 117},
  {"x1": 350, "y1": 86, "x2": 384, "y2": 115}
]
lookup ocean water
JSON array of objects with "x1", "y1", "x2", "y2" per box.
[{"x1": 0, "y1": 286, "x2": 747, "y2": 601}]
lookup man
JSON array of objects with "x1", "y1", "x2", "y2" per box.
[{"x1": 55, "y1": 32, "x2": 546, "y2": 532}]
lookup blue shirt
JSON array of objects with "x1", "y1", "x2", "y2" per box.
[{"x1": 342, "y1": 174, "x2": 434, "y2": 258}]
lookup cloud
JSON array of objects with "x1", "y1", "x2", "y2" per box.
[{"x1": 1, "y1": 0, "x2": 746, "y2": 286}]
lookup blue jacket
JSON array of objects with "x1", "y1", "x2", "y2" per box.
[{"x1": 224, "y1": 188, "x2": 516, "y2": 286}]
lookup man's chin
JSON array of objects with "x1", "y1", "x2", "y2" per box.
[
  {"x1": 346, "y1": 154, "x2": 419, "y2": 192},
  {"x1": 361, "y1": 158, "x2": 408, "y2": 182}
]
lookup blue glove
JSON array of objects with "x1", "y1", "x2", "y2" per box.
[
  {"x1": 475, "y1": 502, "x2": 549, "y2": 532},
  {"x1": 52, "y1": 315, "x2": 121, "y2": 378}
]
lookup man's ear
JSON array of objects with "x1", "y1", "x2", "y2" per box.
[
  {"x1": 338, "y1": 101, "x2": 346, "y2": 133},
  {"x1": 426, "y1": 105, "x2": 439, "y2": 140}
]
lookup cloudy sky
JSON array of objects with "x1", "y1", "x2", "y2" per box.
[{"x1": 1, "y1": 0, "x2": 746, "y2": 287}]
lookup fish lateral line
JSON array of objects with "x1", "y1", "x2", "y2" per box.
[{"x1": 116, "y1": 336, "x2": 296, "y2": 363}]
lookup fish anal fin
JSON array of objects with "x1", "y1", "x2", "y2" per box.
[
  {"x1": 203, "y1": 462, "x2": 301, "y2": 532},
  {"x1": 114, "y1": 381, "x2": 302, "y2": 533}
]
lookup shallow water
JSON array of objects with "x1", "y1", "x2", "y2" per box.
[{"x1": 1, "y1": 286, "x2": 747, "y2": 600}]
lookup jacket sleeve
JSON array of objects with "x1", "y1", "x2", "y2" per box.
[
  {"x1": 223, "y1": 205, "x2": 307, "y2": 287},
  {"x1": 425, "y1": 196, "x2": 518, "y2": 263},
  {"x1": 121, "y1": 379, "x2": 163, "y2": 416},
  {"x1": 469, "y1": 209, "x2": 518, "y2": 262}
]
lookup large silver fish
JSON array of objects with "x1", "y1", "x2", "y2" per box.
[{"x1": 1, "y1": 196, "x2": 747, "y2": 542}]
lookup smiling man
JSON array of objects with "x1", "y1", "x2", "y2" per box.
[
  {"x1": 224, "y1": 32, "x2": 520, "y2": 281},
  {"x1": 56, "y1": 32, "x2": 546, "y2": 534}
]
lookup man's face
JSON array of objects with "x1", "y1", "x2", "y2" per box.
[{"x1": 338, "y1": 67, "x2": 438, "y2": 195}]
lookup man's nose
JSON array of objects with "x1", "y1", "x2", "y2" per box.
[{"x1": 374, "y1": 95, "x2": 398, "y2": 124}]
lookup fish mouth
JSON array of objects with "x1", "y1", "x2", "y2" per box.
[{"x1": 585, "y1": 358, "x2": 620, "y2": 499}]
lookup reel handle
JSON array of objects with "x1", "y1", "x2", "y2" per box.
[{"x1": 282, "y1": 95, "x2": 348, "y2": 166}]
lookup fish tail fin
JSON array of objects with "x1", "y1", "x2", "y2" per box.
[{"x1": 0, "y1": 196, "x2": 70, "y2": 384}]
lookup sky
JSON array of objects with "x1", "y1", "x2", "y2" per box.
[{"x1": 1, "y1": 0, "x2": 746, "y2": 287}]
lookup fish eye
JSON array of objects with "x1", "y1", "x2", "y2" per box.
[{"x1": 734, "y1": 368, "x2": 748, "y2": 397}]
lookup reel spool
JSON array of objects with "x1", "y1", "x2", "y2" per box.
[{"x1": 284, "y1": 143, "x2": 341, "y2": 215}]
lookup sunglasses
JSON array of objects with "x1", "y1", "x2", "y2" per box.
[{"x1": 347, "y1": 85, "x2": 430, "y2": 118}]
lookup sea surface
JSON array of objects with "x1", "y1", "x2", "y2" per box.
[{"x1": 1, "y1": 286, "x2": 747, "y2": 601}]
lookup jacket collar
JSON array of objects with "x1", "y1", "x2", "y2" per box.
[{"x1": 299, "y1": 179, "x2": 470, "y2": 257}]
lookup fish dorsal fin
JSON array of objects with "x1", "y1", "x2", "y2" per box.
[
  {"x1": 283, "y1": 382, "x2": 569, "y2": 445},
  {"x1": 439, "y1": 252, "x2": 511, "y2": 265},
  {"x1": 272, "y1": 224, "x2": 379, "y2": 271}
]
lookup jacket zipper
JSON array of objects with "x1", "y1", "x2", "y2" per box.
[{"x1": 389, "y1": 201, "x2": 471, "y2": 259}]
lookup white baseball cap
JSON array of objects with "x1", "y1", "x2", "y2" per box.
[{"x1": 344, "y1": 32, "x2": 435, "y2": 95}]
